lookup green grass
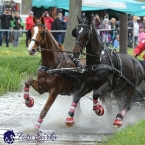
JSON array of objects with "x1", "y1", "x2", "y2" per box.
[
  {"x1": 0, "y1": 35, "x2": 41, "y2": 95},
  {"x1": 98, "y1": 119, "x2": 145, "y2": 145}
]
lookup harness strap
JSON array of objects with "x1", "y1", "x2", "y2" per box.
[
  {"x1": 85, "y1": 64, "x2": 145, "y2": 98},
  {"x1": 113, "y1": 49, "x2": 122, "y2": 76}
]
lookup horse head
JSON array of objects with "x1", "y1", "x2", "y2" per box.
[
  {"x1": 72, "y1": 15, "x2": 104, "y2": 59},
  {"x1": 72, "y1": 15, "x2": 93, "y2": 58},
  {"x1": 28, "y1": 17, "x2": 47, "y2": 55}
]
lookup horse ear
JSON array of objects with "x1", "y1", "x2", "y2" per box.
[
  {"x1": 77, "y1": 15, "x2": 82, "y2": 24},
  {"x1": 33, "y1": 17, "x2": 37, "y2": 24},
  {"x1": 40, "y1": 17, "x2": 45, "y2": 25}
]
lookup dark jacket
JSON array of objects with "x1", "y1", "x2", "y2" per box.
[
  {"x1": 51, "y1": 17, "x2": 62, "y2": 35},
  {"x1": 128, "y1": 21, "x2": 133, "y2": 35},
  {"x1": 0, "y1": 14, "x2": 13, "y2": 29},
  {"x1": 110, "y1": 22, "x2": 119, "y2": 40}
]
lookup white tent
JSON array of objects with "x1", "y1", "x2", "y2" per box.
[{"x1": 14, "y1": 0, "x2": 21, "y2": 3}]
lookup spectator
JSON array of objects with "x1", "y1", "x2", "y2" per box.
[
  {"x1": 61, "y1": 11, "x2": 68, "y2": 44},
  {"x1": 113, "y1": 35, "x2": 119, "y2": 49},
  {"x1": 133, "y1": 38, "x2": 145, "y2": 59},
  {"x1": 25, "y1": 10, "x2": 34, "y2": 47},
  {"x1": 94, "y1": 14, "x2": 101, "y2": 38},
  {"x1": 137, "y1": 17, "x2": 143, "y2": 29},
  {"x1": 138, "y1": 28, "x2": 145, "y2": 44},
  {"x1": 101, "y1": 18, "x2": 109, "y2": 47},
  {"x1": 0, "y1": 8, "x2": 13, "y2": 47},
  {"x1": 110, "y1": 18, "x2": 119, "y2": 47},
  {"x1": 133, "y1": 16, "x2": 139, "y2": 46},
  {"x1": 127, "y1": 16, "x2": 139, "y2": 48},
  {"x1": 94, "y1": 14, "x2": 101, "y2": 29},
  {"x1": 43, "y1": 11, "x2": 54, "y2": 30},
  {"x1": 11, "y1": 11, "x2": 24, "y2": 47},
  {"x1": 51, "y1": 12, "x2": 62, "y2": 44}
]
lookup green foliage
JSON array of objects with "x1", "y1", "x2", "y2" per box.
[
  {"x1": 0, "y1": 35, "x2": 40, "y2": 94},
  {"x1": 0, "y1": 66, "x2": 22, "y2": 95},
  {"x1": 98, "y1": 119, "x2": 145, "y2": 145}
]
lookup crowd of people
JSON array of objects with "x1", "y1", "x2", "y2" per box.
[
  {"x1": 0, "y1": 8, "x2": 145, "y2": 51},
  {"x1": 25, "y1": 10, "x2": 68, "y2": 47},
  {"x1": 93, "y1": 14, "x2": 145, "y2": 49},
  {"x1": 0, "y1": 8, "x2": 23, "y2": 47}
]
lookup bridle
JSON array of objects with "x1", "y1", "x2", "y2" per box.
[
  {"x1": 30, "y1": 23, "x2": 47, "y2": 51},
  {"x1": 75, "y1": 24, "x2": 92, "y2": 51}
]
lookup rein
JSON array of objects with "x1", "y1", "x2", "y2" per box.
[
  {"x1": 40, "y1": 48, "x2": 102, "y2": 57},
  {"x1": 31, "y1": 23, "x2": 107, "y2": 58}
]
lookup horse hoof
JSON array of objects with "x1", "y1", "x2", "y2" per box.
[
  {"x1": 65, "y1": 117, "x2": 74, "y2": 128},
  {"x1": 25, "y1": 97, "x2": 34, "y2": 108},
  {"x1": 113, "y1": 119, "x2": 122, "y2": 127},
  {"x1": 94, "y1": 105, "x2": 104, "y2": 116}
]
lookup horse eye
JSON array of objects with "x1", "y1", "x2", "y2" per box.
[{"x1": 39, "y1": 31, "x2": 44, "y2": 34}]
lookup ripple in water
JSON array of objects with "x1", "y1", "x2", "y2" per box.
[{"x1": 0, "y1": 90, "x2": 145, "y2": 144}]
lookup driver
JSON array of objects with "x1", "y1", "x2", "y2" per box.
[{"x1": 133, "y1": 39, "x2": 145, "y2": 59}]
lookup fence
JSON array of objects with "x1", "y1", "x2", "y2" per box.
[{"x1": 0, "y1": 27, "x2": 142, "y2": 48}]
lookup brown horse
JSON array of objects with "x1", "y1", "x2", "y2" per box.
[{"x1": 23, "y1": 17, "x2": 84, "y2": 129}]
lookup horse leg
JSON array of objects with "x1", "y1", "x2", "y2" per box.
[
  {"x1": 35, "y1": 91, "x2": 58, "y2": 129},
  {"x1": 93, "y1": 82, "x2": 110, "y2": 116},
  {"x1": 113, "y1": 87, "x2": 135, "y2": 127},
  {"x1": 72, "y1": 93, "x2": 81, "y2": 115},
  {"x1": 65, "y1": 83, "x2": 91, "y2": 127},
  {"x1": 23, "y1": 79, "x2": 44, "y2": 107}
]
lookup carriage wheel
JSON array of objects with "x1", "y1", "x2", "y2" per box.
[{"x1": 25, "y1": 97, "x2": 34, "y2": 108}]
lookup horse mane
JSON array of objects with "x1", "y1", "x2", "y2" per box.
[
  {"x1": 45, "y1": 26, "x2": 65, "y2": 51},
  {"x1": 35, "y1": 17, "x2": 65, "y2": 51},
  {"x1": 58, "y1": 43, "x2": 64, "y2": 50}
]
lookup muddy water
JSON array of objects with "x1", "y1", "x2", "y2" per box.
[{"x1": 0, "y1": 89, "x2": 145, "y2": 145}]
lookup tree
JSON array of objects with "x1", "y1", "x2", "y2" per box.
[
  {"x1": 119, "y1": 14, "x2": 128, "y2": 53},
  {"x1": 63, "y1": 0, "x2": 82, "y2": 51}
]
